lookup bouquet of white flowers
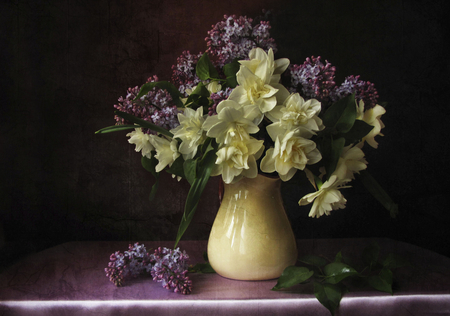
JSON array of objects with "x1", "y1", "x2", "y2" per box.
[{"x1": 97, "y1": 13, "x2": 396, "y2": 246}]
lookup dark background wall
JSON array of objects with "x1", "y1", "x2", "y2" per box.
[{"x1": 1, "y1": 0, "x2": 449, "y2": 268}]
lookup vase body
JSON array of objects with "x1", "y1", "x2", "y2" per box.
[{"x1": 207, "y1": 174, "x2": 297, "y2": 280}]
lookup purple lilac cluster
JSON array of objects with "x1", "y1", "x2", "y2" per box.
[
  {"x1": 288, "y1": 56, "x2": 336, "y2": 105},
  {"x1": 105, "y1": 243, "x2": 192, "y2": 294},
  {"x1": 171, "y1": 51, "x2": 204, "y2": 97},
  {"x1": 288, "y1": 57, "x2": 380, "y2": 109},
  {"x1": 150, "y1": 247, "x2": 192, "y2": 294},
  {"x1": 330, "y1": 75, "x2": 379, "y2": 109},
  {"x1": 205, "y1": 15, "x2": 277, "y2": 67},
  {"x1": 208, "y1": 87, "x2": 233, "y2": 116},
  {"x1": 114, "y1": 76, "x2": 180, "y2": 134}
]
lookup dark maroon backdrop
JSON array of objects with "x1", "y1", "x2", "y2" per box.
[{"x1": 1, "y1": 0, "x2": 449, "y2": 269}]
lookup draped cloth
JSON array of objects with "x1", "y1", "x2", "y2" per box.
[{"x1": 1, "y1": 239, "x2": 449, "y2": 315}]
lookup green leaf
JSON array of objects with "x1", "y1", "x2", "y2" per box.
[
  {"x1": 196, "y1": 53, "x2": 219, "y2": 80},
  {"x1": 362, "y1": 242, "x2": 380, "y2": 270},
  {"x1": 189, "y1": 262, "x2": 216, "y2": 274},
  {"x1": 141, "y1": 155, "x2": 157, "y2": 174},
  {"x1": 334, "y1": 251, "x2": 343, "y2": 263},
  {"x1": 323, "y1": 94, "x2": 356, "y2": 133},
  {"x1": 367, "y1": 268, "x2": 393, "y2": 294},
  {"x1": 95, "y1": 124, "x2": 142, "y2": 134},
  {"x1": 166, "y1": 155, "x2": 186, "y2": 179},
  {"x1": 223, "y1": 59, "x2": 240, "y2": 88},
  {"x1": 272, "y1": 266, "x2": 314, "y2": 290},
  {"x1": 185, "y1": 83, "x2": 211, "y2": 108},
  {"x1": 382, "y1": 253, "x2": 409, "y2": 270},
  {"x1": 174, "y1": 140, "x2": 218, "y2": 247},
  {"x1": 141, "y1": 155, "x2": 160, "y2": 201},
  {"x1": 324, "y1": 262, "x2": 358, "y2": 284},
  {"x1": 314, "y1": 282, "x2": 343, "y2": 316},
  {"x1": 134, "y1": 81, "x2": 184, "y2": 107},
  {"x1": 357, "y1": 170, "x2": 398, "y2": 218},
  {"x1": 298, "y1": 254, "x2": 328, "y2": 267},
  {"x1": 340, "y1": 120, "x2": 374, "y2": 145},
  {"x1": 114, "y1": 111, "x2": 174, "y2": 138},
  {"x1": 183, "y1": 159, "x2": 197, "y2": 185},
  {"x1": 319, "y1": 136, "x2": 345, "y2": 181}
]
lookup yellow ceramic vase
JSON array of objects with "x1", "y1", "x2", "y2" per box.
[{"x1": 207, "y1": 174, "x2": 298, "y2": 280}]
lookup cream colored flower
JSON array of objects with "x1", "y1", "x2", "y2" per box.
[
  {"x1": 298, "y1": 175, "x2": 351, "y2": 218},
  {"x1": 206, "y1": 81, "x2": 222, "y2": 94},
  {"x1": 212, "y1": 138, "x2": 264, "y2": 184},
  {"x1": 229, "y1": 66, "x2": 279, "y2": 112},
  {"x1": 238, "y1": 48, "x2": 290, "y2": 86},
  {"x1": 127, "y1": 128, "x2": 154, "y2": 159},
  {"x1": 202, "y1": 100, "x2": 259, "y2": 145},
  {"x1": 149, "y1": 135, "x2": 180, "y2": 173},
  {"x1": 333, "y1": 145, "x2": 367, "y2": 180},
  {"x1": 260, "y1": 130, "x2": 322, "y2": 181},
  {"x1": 266, "y1": 93, "x2": 323, "y2": 137},
  {"x1": 228, "y1": 48, "x2": 290, "y2": 115},
  {"x1": 356, "y1": 100, "x2": 386, "y2": 148},
  {"x1": 170, "y1": 106, "x2": 207, "y2": 160}
]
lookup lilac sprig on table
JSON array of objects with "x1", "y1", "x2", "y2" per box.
[{"x1": 105, "y1": 243, "x2": 192, "y2": 294}]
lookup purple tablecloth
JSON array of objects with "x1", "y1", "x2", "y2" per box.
[{"x1": 0, "y1": 239, "x2": 449, "y2": 315}]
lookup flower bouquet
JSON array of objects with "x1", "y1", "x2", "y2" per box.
[{"x1": 97, "y1": 13, "x2": 395, "y2": 246}]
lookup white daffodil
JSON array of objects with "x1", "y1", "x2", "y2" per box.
[
  {"x1": 238, "y1": 48, "x2": 290, "y2": 86},
  {"x1": 298, "y1": 175, "x2": 351, "y2": 218},
  {"x1": 212, "y1": 138, "x2": 264, "y2": 184},
  {"x1": 206, "y1": 81, "x2": 222, "y2": 94},
  {"x1": 170, "y1": 106, "x2": 207, "y2": 160},
  {"x1": 229, "y1": 66, "x2": 279, "y2": 112},
  {"x1": 266, "y1": 93, "x2": 323, "y2": 137},
  {"x1": 356, "y1": 100, "x2": 386, "y2": 148},
  {"x1": 149, "y1": 135, "x2": 180, "y2": 173},
  {"x1": 333, "y1": 145, "x2": 367, "y2": 180},
  {"x1": 202, "y1": 100, "x2": 259, "y2": 145},
  {"x1": 228, "y1": 48, "x2": 290, "y2": 115},
  {"x1": 127, "y1": 128, "x2": 154, "y2": 159},
  {"x1": 260, "y1": 129, "x2": 322, "y2": 181}
]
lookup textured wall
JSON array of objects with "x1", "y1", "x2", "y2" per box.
[{"x1": 1, "y1": 0, "x2": 449, "y2": 267}]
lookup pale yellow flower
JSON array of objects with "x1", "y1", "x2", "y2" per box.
[
  {"x1": 260, "y1": 130, "x2": 322, "y2": 181},
  {"x1": 170, "y1": 106, "x2": 207, "y2": 160},
  {"x1": 356, "y1": 100, "x2": 386, "y2": 148},
  {"x1": 126, "y1": 128, "x2": 154, "y2": 159},
  {"x1": 212, "y1": 138, "x2": 264, "y2": 184},
  {"x1": 229, "y1": 66, "x2": 280, "y2": 112},
  {"x1": 149, "y1": 135, "x2": 180, "y2": 173},
  {"x1": 298, "y1": 175, "x2": 351, "y2": 218},
  {"x1": 206, "y1": 81, "x2": 222, "y2": 94},
  {"x1": 266, "y1": 93, "x2": 323, "y2": 137},
  {"x1": 202, "y1": 100, "x2": 259, "y2": 145},
  {"x1": 333, "y1": 145, "x2": 367, "y2": 180},
  {"x1": 238, "y1": 48, "x2": 290, "y2": 86},
  {"x1": 228, "y1": 48, "x2": 290, "y2": 115}
]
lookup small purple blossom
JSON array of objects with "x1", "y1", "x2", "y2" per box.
[
  {"x1": 205, "y1": 15, "x2": 277, "y2": 67},
  {"x1": 113, "y1": 76, "x2": 180, "y2": 134},
  {"x1": 150, "y1": 247, "x2": 192, "y2": 295},
  {"x1": 288, "y1": 56, "x2": 336, "y2": 105},
  {"x1": 331, "y1": 75, "x2": 379, "y2": 109},
  {"x1": 171, "y1": 51, "x2": 203, "y2": 97},
  {"x1": 105, "y1": 243, "x2": 192, "y2": 295},
  {"x1": 208, "y1": 87, "x2": 233, "y2": 116}
]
